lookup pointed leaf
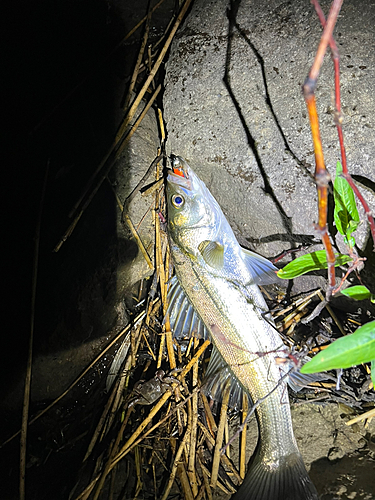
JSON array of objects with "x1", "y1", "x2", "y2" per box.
[
  {"x1": 341, "y1": 285, "x2": 373, "y2": 301},
  {"x1": 277, "y1": 250, "x2": 352, "y2": 280},
  {"x1": 333, "y1": 161, "x2": 359, "y2": 247},
  {"x1": 300, "y1": 320, "x2": 375, "y2": 373}
]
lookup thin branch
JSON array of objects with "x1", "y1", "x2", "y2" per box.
[
  {"x1": 312, "y1": 0, "x2": 375, "y2": 250},
  {"x1": 54, "y1": 86, "x2": 161, "y2": 252},
  {"x1": 20, "y1": 159, "x2": 49, "y2": 500},
  {"x1": 123, "y1": 5, "x2": 152, "y2": 112},
  {"x1": 1, "y1": 307, "x2": 153, "y2": 448},
  {"x1": 115, "y1": 0, "x2": 193, "y2": 142},
  {"x1": 303, "y1": 0, "x2": 344, "y2": 299}
]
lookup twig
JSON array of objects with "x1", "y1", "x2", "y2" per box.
[
  {"x1": 188, "y1": 339, "x2": 199, "y2": 496},
  {"x1": 316, "y1": 290, "x2": 346, "y2": 336},
  {"x1": 332, "y1": 253, "x2": 366, "y2": 295},
  {"x1": 1, "y1": 308, "x2": 151, "y2": 449},
  {"x1": 83, "y1": 377, "x2": 120, "y2": 461},
  {"x1": 179, "y1": 340, "x2": 211, "y2": 380},
  {"x1": 111, "y1": 342, "x2": 210, "y2": 468},
  {"x1": 276, "y1": 289, "x2": 321, "y2": 331},
  {"x1": 54, "y1": 85, "x2": 162, "y2": 252},
  {"x1": 239, "y1": 392, "x2": 248, "y2": 480},
  {"x1": 112, "y1": 389, "x2": 175, "y2": 468},
  {"x1": 201, "y1": 393, "x2": 218, "y2": 434},
  {"x1": 20, "y1": 159, "x2": 49, "y2": 500},
  {"x1": 123, "y1": 6, "x2": 151, "y2": 112},
  {"x1": 107, "y1": 179, "x2": 154, "y2": 269},
  {"x1": 177, "y1": 462, "x2": 194, "y2": 500},
  {"x1": 115, "y1": 0, "x2": 194, "y2": 142},
  {"x1": 90, "y1": 405, "x2": 134, "y2": 500},
  {"x1": 122, "y1": 153, "x2": 164, "y2": 214},
  {"x1": 312, "y1": 0, "x2": 375, "y2": 250},
  {"x1": 302, "y1": 0, "x2": 344, "y2": 299},
  {"x1": 210, "y1": 382, "x2": 231, "y2": 488},
  {"x1": 160, "y1": 423, "x2": 192, "y2": 500},
  {"x1": 141, "y1": 178, "x2": 164, "y2": 197},
  {"x1": 345, "y1": 408, "x2": 375, "y2": 426},
  {"x1": 157, "y1": 108, "x2": 166, "y2": 143},
  {"x1": 157, "y1": 331, "x2": 166, "y2": 369},
  {"x1": 31, "y1": 0, "x2": 167, "y2": 134},
  {"x1": 222, "y1": 366, "x2": 296, "y2": 454},
  {"x1": 69, "y1": 86, "x2": 159, "y2": 220},
  {"x1": 197, "y1": 455, "x2": 213, "y2": 500}
]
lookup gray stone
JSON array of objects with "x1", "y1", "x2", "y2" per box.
[
  {"x1": 164, "y1": 0, "x2": 375, "y2": 293},
  {"x1": 114, "y1": 104, "x2": 160, "y2": 298}
]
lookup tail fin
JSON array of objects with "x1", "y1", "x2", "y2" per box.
[{"x1": 231, "y1": 451, "x2": 318, "y2": 500}]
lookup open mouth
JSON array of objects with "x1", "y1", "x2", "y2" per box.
[
  {"x1": 167, "y1": 171, "x2": 192, "y2": 190},
  {"x1": 167, "y1": 155, "x2": 192, "y2": 189}
]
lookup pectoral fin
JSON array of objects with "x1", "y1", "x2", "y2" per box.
[
  {"x1": 198, "y1": 240, "x2": 224, "y2": 269},
  {"x1": 241, "y1": 247, "x2": 278, "y2": 285}
]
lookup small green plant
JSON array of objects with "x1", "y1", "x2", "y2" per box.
[
  {"x1": 276, "y1": 249, "x2": 352, "y2": 279},
  {"x1": 340, "y1": 284, "x2": 375, "y2": 303},
  {"x1": 300, "y1": 320, "x2": 375, "y2": 388},
  {"x1": 333, "y1": 161, "x2": 360, "y2": 249},
  {"x1": 277, "y1": 161, "x2": 375, "y2": 388}
]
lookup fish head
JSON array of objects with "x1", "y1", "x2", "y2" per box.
[{"x1": 166, "y1": 156, "x2": 221, "y2": 257}]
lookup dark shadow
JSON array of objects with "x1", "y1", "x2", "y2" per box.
[
  {"x1": 0, "y1": 0, "x2": 154, "y2": 498},
  {"x1": 224, "y1": 0, "x2": 299, "y2": 242},
  {"x1": 2, "y1": 0, "x2": 128, "y2": 381},
  {"x1": 352, "y1": 174, "x2": 375, "y2": 195},
  {"x1": 246, "y1": 232, "x2": 319, "y2": 245},
  {"x1": 309, "y1": 450, "x2": 375, "y2": 499},
  {"x1": 231, "y1": 11, "x2": 314, "y2": 181}
]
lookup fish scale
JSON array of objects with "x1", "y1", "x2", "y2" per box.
[
  {"x1": 172, "y1": 239, "x2": 295, "y2": 453},
  {"x1": 167, "y1": 156, "x2": 318, "y2": 500}
]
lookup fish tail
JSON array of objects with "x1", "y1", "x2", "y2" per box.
[{"x1": 231, "y1": 451, "x2": 318, "y2": 500}]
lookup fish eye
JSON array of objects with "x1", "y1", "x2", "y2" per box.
[{"x1": 171, "y1": 194, "x2": 184, "y2": 209}]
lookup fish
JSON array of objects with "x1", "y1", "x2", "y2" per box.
[{"x1": 165, "y1": 156, "x2": 318, "y2": 500}]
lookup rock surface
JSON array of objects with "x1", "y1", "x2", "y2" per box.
[
  {"x1": 164, "y1": 0, "x2": 375, "y2": 293},
  {"x1": 215, "y1": 403, "x2": 375, "y2": 499}
]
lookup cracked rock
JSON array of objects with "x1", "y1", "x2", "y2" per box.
[{"x1": 163, "y1": 0, "x2": 375, "y2": 294}]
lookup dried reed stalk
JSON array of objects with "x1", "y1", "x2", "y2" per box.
[
  {"x1": 210, "y1": 382, "x2": 231, "y2": 488},
  {"x1": 239, "y1": 392, "x2": 248, "y2": 480},
  {"x1": 115, "y1": 0, "x2": 193, "y2": 142},
  {"x1": 160, "y1": 423, "x2": 192, "y2": 500}
]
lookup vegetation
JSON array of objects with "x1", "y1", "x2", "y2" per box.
[{"x1": 277, "y1": 160, "x2": 375, "y2": 388}]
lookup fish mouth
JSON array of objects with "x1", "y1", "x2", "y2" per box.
[
  {"x1": 167, "y1": 155, "x2": 192, "y2": 190},
  {"x1": 167, "y1": 171, "x2": 192, "y2": 190}
]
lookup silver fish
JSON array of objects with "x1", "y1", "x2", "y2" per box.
[{"x1": 166, "y1": 156, "x2": 318, "y2": 500}]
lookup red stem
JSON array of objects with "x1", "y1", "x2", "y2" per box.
[
  {"x1": 303, "y1": 0, "x2": 344, "y2": 298},
  {"x1": 312, "y1": 0, "x2": 375, "y2": 251}
]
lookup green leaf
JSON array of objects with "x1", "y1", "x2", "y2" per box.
[
  {"x1": 277, "y1": 250, "x2": 353, "y2": 280},
  {"x1": 341, "y1": 285, "x2": 374, "y2": 301},
  {"x1": 371, "y1": 360, "x2": 375, "y2": 389},
  {"x1": 300, "y1": 320, "x2": 375, "y2": 373},
  {"x1": 333, "y1": 161, "x2": 360, "y2": 247}
]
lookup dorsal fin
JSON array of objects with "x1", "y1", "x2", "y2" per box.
[
  {"x1": 241, "y1": 247, "x2": 278, "y2": 285},
  {"x1": 198, "y1": 240, "x2": 224, "y2": 269}
]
